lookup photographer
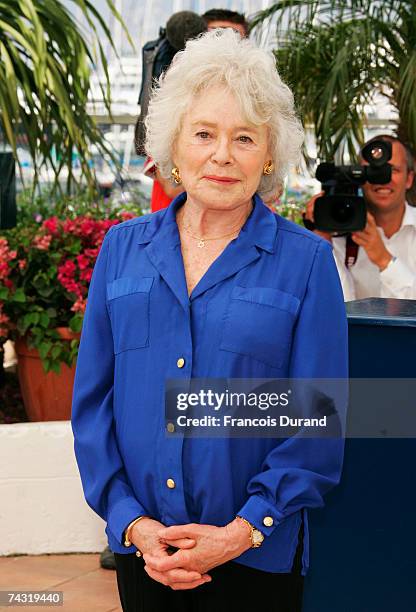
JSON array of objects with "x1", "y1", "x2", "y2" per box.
[
  {"x1": 202, "y1": 8, "x2": 249, "y2": 37},
  {"x1": 305, "y1": 135, "x2": 415, "y2": 301},
  {"x1": 135, "y1": 11, "x2": 207, "y2": 158}
]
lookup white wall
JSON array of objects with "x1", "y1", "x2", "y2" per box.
[{"x1": 0, "y1": 421, "x2": 107, "y2": 555}]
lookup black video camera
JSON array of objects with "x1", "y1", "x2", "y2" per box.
[{"x1": 306, "y1": 139, "x2": 392, "y2": 233}]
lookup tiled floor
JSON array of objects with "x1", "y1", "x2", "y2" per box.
[{"x1": 0, "y1": 554, "x2": 121, "y2": 611}]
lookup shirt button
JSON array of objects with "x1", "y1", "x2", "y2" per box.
[
  {"x1": 263, "y1": 516, "x2": 274, "y2": 527},
  {"x1": 166, "y1": 478, "x2": 176, "y2": 489},
  {"x1": 177, "y1": 357, "x2": 185, "y2": 368},
  {"x1": 167, "y1": 422, "x2": 175, "y2": 433}
]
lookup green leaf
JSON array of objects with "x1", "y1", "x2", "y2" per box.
[
  {"x1": 38, "y1": 341, "x2": 52, "y2": 359},
  {"x1": 23, "y1": 312, "x2": 40, "y2": 328},
  {"x1": 51, "y1": 345, "x2": 61, "y2": 360},
  {"x1": 69, "y1": 314, "x2": 83, "y2": 333},
  {"x1": 39, "y1": 312, "x2": 50, "y2": 328},
  {"x1": 12, "y1": 288, "x2": 26, "y2": 302},
  {"x1": 49, "y1": 361, "x2": 61, "y2": 375},
  {"x1": 30, "y1": 326, "x2": 43, "y2": 339},
  {"x1": 37, "y1": 286, "x2": 55, "y2": 298},
  {"x1": 0, "y1": 286, "x2": 9, "y2": 299}
]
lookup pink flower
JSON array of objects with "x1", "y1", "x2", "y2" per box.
[
  {"x1": 18, "y1": 259, "x2": 27, "y2": 270},
  {"x1": 0, "y1": 238, "x2": 17, "y2": 281},
  {"x1": 0, "y1": 262, "x2": 9, "y2": 279},
  {"x1": 79, "y1": 219, "x2": 95, "y2": 237},
  {"x1": 121, "y1": 211, "x2": 134, "y2": 220},
  {"x1": 71, "y1": 297, "x2": 87, "y2": 313},
  {"x1": 33, "y1": 234, "x2": 52, "y2": 250},
  {"x1": 76, "y1": 254, "x2": 89, "y2": 270},
  {"x1": 58, "y1": 260, "x2": 76, "y2": 278},
  {"x1": 0, "y1": 303, "x2": 9, "y2": 336},
  {"x1": 58, "y1": 258, "x2": 85, "y2": 298},
  {"x1": 80, "y1": 269, "x2": 92, "y2": 282},
  {"x1": 63, "y1": 219, "x2": 76, "y2": 233},
  {"x1": 84, "y1": 248, "x2": 99, "y2": 259},
  {"x1": 42, "y1": 216, "x2": 59, "y2": 235}
]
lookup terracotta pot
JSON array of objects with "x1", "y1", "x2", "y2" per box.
[{"x1": 14, "y1": 329, "x2": 80, "y2": 422}]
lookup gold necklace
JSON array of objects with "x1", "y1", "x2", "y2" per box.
[
  {"x1": 182, "y1": 223, "x2": 243, "y2": 248},
  {"x1": 180, "y1": 209, "x2": 251, "y2": 248}
]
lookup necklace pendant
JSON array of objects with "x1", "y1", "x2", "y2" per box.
[{"x1": 197, "y1": 239, "x2": 205, "y2": 248}]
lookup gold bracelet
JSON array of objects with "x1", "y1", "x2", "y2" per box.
[
  {"x1": 236, "y1": 515, "x2": 254, "y2": 544},
  {"x1": 123, "y1": 515, "x2": 149, "y2": 548},
  {"x1": 235, "y1": 515, "x2": 264, "y2": 548}
]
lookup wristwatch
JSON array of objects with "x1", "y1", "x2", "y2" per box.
[{"x1": 236, "y1": 516, "x2": 264, "y2": 548}]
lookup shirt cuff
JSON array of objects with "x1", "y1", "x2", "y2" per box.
[
  {"x1": 107, "y1": 496, "x2": 148, "y2": 546},
  {"x1": 380, "y1": 257, "x2": 414, "y2": 295},
  {"x1": 237, "y1": 495, "x2": 284, "y2": 537}
]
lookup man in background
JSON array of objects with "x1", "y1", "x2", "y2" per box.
[
  {"x1": 202, "y1": 8, "x2": 249, "y2": 37},
  {"x1": 135, "y1": 11, "x2": 207, "y2": 158},
  {"x1": 305, "y1": 135, "x2": 416, "y2": 300}
]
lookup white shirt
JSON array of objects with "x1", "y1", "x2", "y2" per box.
[{"x1": 332, "y1": 204, "x2": 416, "y2": 301}]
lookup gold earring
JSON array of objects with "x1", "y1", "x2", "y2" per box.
[
  {"x1": 263, "y1": 161, "x2": 274, "y2": 176},
  {"x1": 171, "y1": 167, "x2": 182, "y2": 184}
]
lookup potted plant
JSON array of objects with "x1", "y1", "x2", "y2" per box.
[{"x1": 0, "y1": 195, "x2": 143, "y2": 421}]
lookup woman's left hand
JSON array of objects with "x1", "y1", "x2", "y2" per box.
[{"x1": 143, "y1": 519, "x2": 252, "y2": 586}]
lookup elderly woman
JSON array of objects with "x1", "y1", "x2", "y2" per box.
[{"x1": 72, "y1": 29, "x2": 347, "y2": 612}]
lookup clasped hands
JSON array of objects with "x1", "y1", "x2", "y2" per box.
[{"x1": 130, "y1": 517, "x2": 251, "y2": 590}]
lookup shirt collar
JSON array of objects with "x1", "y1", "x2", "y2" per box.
[
  {"x1": 137, "y1": 192, "x2": 278, "y2": 253},
  {"x1": 401, "y1": 203, "x2": 416, "y2": 229}
]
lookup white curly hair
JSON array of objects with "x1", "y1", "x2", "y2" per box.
[{"x1": 145, "y1": 28, "x2": 304, "y2": 198}]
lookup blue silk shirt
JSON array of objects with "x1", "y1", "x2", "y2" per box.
[{"x1": 71, "y1": 193, "x2": 348, "y2": 574}]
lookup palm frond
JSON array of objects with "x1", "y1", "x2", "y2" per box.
[
  {"x1": 0, "y1": 0, "x2": 133, "y2": 195},
  {"x1": 252, "y1": 0, "x2": 416, "y2": 161}
]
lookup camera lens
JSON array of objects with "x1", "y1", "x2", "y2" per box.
[
  {"x1": 331, "y1": 199, "x2": 355, "y2": 224},
  {"x1": 361, "y1": 139, "x2": 392, "y2": 167},
  {"x1": 370, "y1": 146, "x2": 384, "y2": 161}
]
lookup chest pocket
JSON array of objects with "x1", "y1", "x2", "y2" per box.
[
  {"x1": 107, "y1": 276, "x2": 153, "y2": 354},
  {"x1": 219, "y1": 285, "x2": 300, "y2": 369}
]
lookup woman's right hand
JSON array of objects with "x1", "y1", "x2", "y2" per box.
[{"x1": 131, "y1": 518, "x2": 211, "y2": 590}]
